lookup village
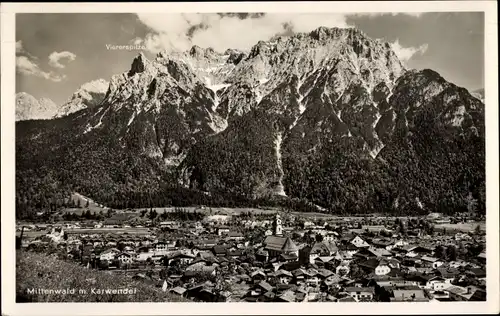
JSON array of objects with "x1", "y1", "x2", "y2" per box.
[{"x1": 16, "y1": 208, "x2": 487, "y2": 303}]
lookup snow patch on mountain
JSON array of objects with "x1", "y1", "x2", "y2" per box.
[
  {"x1": 451, "y1": 105, "x2": 466, "y2": 127},
  {"x1": 83, "y1": 107, "x2": 110, "y2": 134},
  {"x1": 274, "y1": 131, "x2": 286, "y2": 196}
]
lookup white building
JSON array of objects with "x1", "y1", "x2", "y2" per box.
[
  {"x1": 99, "y1": 248, "x2": 120, "y2": 261},
  {"x1": 351, "y1": 236, "x2": 370, "y2": 248},
  {"x1": 375, "y1": 262, "x2": 391, "y2": 276}
]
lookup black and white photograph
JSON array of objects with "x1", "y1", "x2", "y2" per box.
[{"x1": 1, "y1": 1, "x2": 498, "y2": 315}]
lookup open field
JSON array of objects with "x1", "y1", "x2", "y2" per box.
[
  {"x1": 16, "y1": 251, "x2": 187, "y2": 302},
  {"x1": 435, "y1": 222, "x2": 486, "y2": 233},
  {"x1": 65, "y1": 228, "x2": 153, "y2": 235},
  {"x1": 16, "y1": 230, "x2": 47, "y2": 239},
  {"x1": 62, "y1": 193, "x2": 109, "y2": 214},
  {"x1": 136, "y1": 206, "x2": 422, "y2": 220}
]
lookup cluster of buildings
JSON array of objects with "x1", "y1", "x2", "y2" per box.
[{"x1": 18, "y1": 212, "x2": 486, "y2": 303}]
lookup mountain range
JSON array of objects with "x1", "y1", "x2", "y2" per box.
[
  {"x1": 15, "y1": 79, "x2": 109, "y2": 121},
  {"x1": 15, "y1": 27, "x2": 485, "y2": 218}
]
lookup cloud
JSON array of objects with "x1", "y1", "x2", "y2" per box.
[
  {"x1": 16, "y1": 56, "x2": 65, "y2": 82},
  {"x1": 390, "y1": 39, "x2": 428, "y2": 62},
  {"x1": 135, "y1": 13, "x2": 352, "y2": 53},
  {"x1": 16, "y1": 40, "x2": 37, "y2": 60},
  {"x1": 16, "y1": 41, "x2": 24, "y2": 54},
  {"x1": 134, "y1": 13, "x2": 426, "y2": 54},
  {"x1": 357, "y1": 12, "x2": 424, "y2": 18},
  {"x1": 48, "y1": 51, "x2": 77, "y2": 69}
]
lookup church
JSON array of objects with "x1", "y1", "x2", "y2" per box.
[{"x1": 262, "y1": 214, "x2": 299, "y2": 259}]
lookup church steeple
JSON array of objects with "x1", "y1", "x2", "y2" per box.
[{"x1": 273, "y1": 214, "x2": 283, "y2": 236}]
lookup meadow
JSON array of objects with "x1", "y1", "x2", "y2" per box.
[{"x1": 16, "y1": 251, "x2": 188, "y2": 302}]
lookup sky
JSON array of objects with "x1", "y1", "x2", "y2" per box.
[{"x1": 15, "y1": 12, "x2": 484, "y2": 105}]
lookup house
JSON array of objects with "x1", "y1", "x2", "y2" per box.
[
  {"x1": 387, "y1": 241, "x2": 408, "y2": 252},
  {"x1": 435, "y1": 268, "x2": 460, "y2": 283},
  {"x1": 420, "y1": 256, "x2": 444, "y2": 269},
  {"x1": 317, "y1": 268, "x2": 334, "y2": 280},
  {"x1": 374, "y1": 260, "x2": 392, "y2": 276},
  {"x1": 228, "y1": 249, "x2": 245, "y2": 258},
  {"x1": 468, "y1": 268, "x2": 486, "y2": 279},
  {"x1": 255, "y1": 248, "x2": 269, "y2": 262},
  {"x1": 323, "y1": 274, "x2": 343, "y2": 289},
  {"x1": 263, "y1": 236, "x2": 299, "y2": 258},
  {"x1": 354, "y1": 247, "x2": 384, "y2": 260},
  {"x1": 407, "y1": 246, "x2": 433, "y2": 256},
  {"x1": 292, "y1": 268, "x2": 307, "y2": 284},
  {"x1": 337, "y1": 295, "x2": 357, "y2": 302},
  {"x1": 116, "y1": 252, "x2": 133, "y2": 264},
  {"x1": 279, "y1": 253, "x2": 299, "y2": 262},
  {"x1": 391, "y1": 286, "x2": 428, "y2": 302},
  {"x1": 136, "y1": 251, "x2": 155, "y2": 262},
  {"x1": 212, "y1": 245, "x2": 228, "y2": 257},
  {"x1": 186, "y1": 260, "x2": 219, "y2": 273},
  {"x1": 344, "y1": 287, "x2": 375, "y2": 301},
  {"x1": 368, "y1": 276, "x2": 417, "y2": 288},
  {"x1": 250, "y1": 270, "x2": 267, "y2": 284},
  {"x1": 357, "y1": 257, "x2": 391, "y2": 276},
  {"x1": 426, "y1": 212, "x2": 443, "y2": 221},
  {"x1": 166, "y1": 251, "x2": 196, "y2": 265},
  {"x1": 351, "y1": 236, "x2": 370, "y2": 248},
  {"x1": 277, "y1": 290, "x2": 296, "y2": 302},
  {"x1": 249, "y1": 281, "x2": 274, "y2": 297},
  {"x1": 154, "y1": 242, "x2": 168, "y2": 252},
  {"x1": 477, "y1": 251, "x2": 486, "y2": 263},
  {"x1": 303, "y1": 269, "x2": 321, "y2": 287},
  {"x1": 196, "y1": 239, "x2": 217, "y2": 250},
  {"x1": 371, "y1": 238, "x2": 394, "y2": 249},
  {"x1": 227, "y1": 231, "x2": 244, "y2": 241},
  {"x1": 362, "y1": 225, "x2": 388, "y2": 233},
  {"x1": 170, "y1": 286, "x2": 187, "y2": 297},
  {"x1": 99, "y1": 248, "x2": 120, "y2": 261},
  {"x1": 275, "y1": 269, "x2": 293, "y2": 284},
  {"x1": 444, "y1": 285, "x2": 485, "y2": 301},
  {"x1": 216, "y1": 226, "x2": 230, "y2": 236},
  {"x1": 336, "y1": 264, "x2": 350, "y2": 276},
  {"x1": 425, "y1": 276, "x2": 447, "y2": 291},
  {"x1": 315, "y1": 241, "x2": 338, "y2": 254}
]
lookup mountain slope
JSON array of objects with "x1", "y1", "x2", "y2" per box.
[
  {"x1": 16, "y1": 93, "x2": 59, "y2": 121},
  {"x1": 56, "y1": 79, "x2": 109, "y2": 117},
  {"x1": 15, "y1": 27, "x2": 485, "y2": 217}
]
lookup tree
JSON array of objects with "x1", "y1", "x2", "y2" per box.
[
  {"x1": 474, "y1": 224, "x2": 481, "y2": 235},
  {"x1": 435, "y1": 245, "x2": 447, "y2": 260},
  {"x1": 148, "y1": 209, "x2": 158, "y2": 220},
  {"x1": 315, "y1": 234, "x2": 324, "y2": 242},
  {"x1": 446, "y1": 245, "x2": 458, "y2": 262},
  {"x1": 399, "y1": 220, "x2": 408, "y2": 236},
  {"x1": 98, "y1": 260, "x2": 109, "y2": 270},
  {"x1": 467, "y1": 243, "x2": 484, "y2": 259},
  {"x1": 117, "y1": 242, "x2": 126, "y2": 252}
]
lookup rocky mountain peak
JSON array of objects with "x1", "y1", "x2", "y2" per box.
[
  {"x1": 128, "y1": 52, "x2": 150, "y2": 76},
  {"x1": 16, "y1": 92, "x2": 59, "y2": 121},
  {"x1": 55, "y1": 79, "x2": 109, "y2": 118},
  {"x1": 189, "y1": 45, "x2": 205, "y2": 58}
]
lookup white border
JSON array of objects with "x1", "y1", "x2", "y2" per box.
[{"x1": 1, "y1": 2, "x2": 498, "y2": 315}]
